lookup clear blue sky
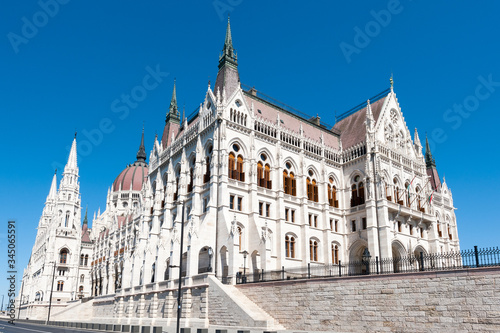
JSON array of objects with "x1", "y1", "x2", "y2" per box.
[{"x1": 1, "y1": 1, "x2": 499, "y2": 302}]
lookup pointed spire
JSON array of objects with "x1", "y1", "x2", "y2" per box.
[
  {"x1": 65, "y1": 137, "x2": 78, "y2": 172},
  {"x1": 219, "y1": 15, "x2": 237, "y2": 68},
  {"x1": 414, "y1": 128, "x2": 421, "y2": 147},
  {"x1": 136, "y1": 126, "x2": 147, "y2": 164},
  {"x1": 47, "y1": 170, "x2": 58, "y2": 201},
  {"x1": 366, "y1": 99, "x2": 374, "y2": 130},
  {"x1": 390, "y1": 73, "x2": 394, "y2": 92},
  {"x1": 83, "y1": 206, "x2": 88, "y2": 225},
  {"x1": 425, "y1": 134, "x2": 436, "y2": 168},
  {"x1": 166, "y1": 79, "x2": 180, "y2": 123}
]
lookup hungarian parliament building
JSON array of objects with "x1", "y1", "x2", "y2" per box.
[{"x1": 19, "y1": 18, "x2": 460, "y2": 326}]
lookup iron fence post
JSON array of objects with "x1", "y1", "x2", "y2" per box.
[
  {"x1": 474, "y1": 245, "x2": 480, "y2": 268},
  {"x1": 376, "y1": 256, "x2": 379, "y2": 274},
  {"x1": 281, "y1": 266, "x2": 284, "y2": 280},
  {"x1": 339, "y1": 260, "x2": 342, "y2": 277},
  {"x1": 308, "y1": 263, "x2": 311, "y2": 279}
]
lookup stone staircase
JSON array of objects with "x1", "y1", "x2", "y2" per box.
[
  {"x1": 51, "y1": 298, "x2": 95, "y2": 321},
  {"x1": 208, "y1": 275, "x2": 284, "y2": 330}
]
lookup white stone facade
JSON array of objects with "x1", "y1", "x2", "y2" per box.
[
  {"x1": 20, "y1": 138, "x2": 92, "y2": 318},
  {"x1": 20, "y1": 19, "x2": 460, "y2": 321}
]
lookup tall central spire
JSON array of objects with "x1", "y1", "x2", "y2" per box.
[
  {"x1": 136, "y1": 126, "x2": 147, "y2": 164},
  {"x1": 219, "y1": 15, "x2": 237, "y2": 69},
  {"x1": 215, "y1": 15, "x2": 240, "y2": 100}
]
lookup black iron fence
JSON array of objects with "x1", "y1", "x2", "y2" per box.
[{"x1": 235, "y1": 246, "x2": 500, "y2": 284}]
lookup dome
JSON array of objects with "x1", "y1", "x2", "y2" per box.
[
  {"x1": 112, "y1": 161, "x2": 148, "y2": 192},
  {"x1": 112, "y1": 128, "x2": 148, "y2": 192}
]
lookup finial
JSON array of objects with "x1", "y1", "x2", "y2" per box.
[
  {"x1": 390, "y1": 73, "x2": 394, "y2": 91},
  {"x1": 74, "y1": 131, "x2": 77, "y2": 138},
  {"x1": 136, "y1": 126, "x2": 147, "y2": 163},
  {"x1": 54, "y1": 168, "x2": 57, "y2": 174}
]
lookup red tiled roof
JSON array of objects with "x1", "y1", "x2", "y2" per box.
[
  {"x1": 112, "y1": 162, "x2": 148, "y2": 192},
  {"x1": 243, "y1": 94, "x2": 340, "y2": 150},
  {"x1": 332, "y1": 97, "x2": 387, "y2": 149}
]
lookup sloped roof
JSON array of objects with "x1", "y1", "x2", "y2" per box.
[
  {"x1": 333, "y1": 96, "x2": 386, "y2": 149},
  {"x1": 243, "y1": 92, "x2": 340, "y2": 150}
]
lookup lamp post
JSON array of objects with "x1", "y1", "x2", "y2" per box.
[
  {"x1": 207, "y1": 247, "x2": 213, "y2": 272},
  {"x1": 242, "y1": 250, "x2": 248, "y2": 283},
  {"x1": 175, "y1": 200, "x2": 186, "y2": 333},
  {"x1": 362, "y1": 248, "x2": 371, "y2": 275},
  {"x1": 46, "y1": 261, "x2": 56, "y2": 325},
  {"x1": 17, "y1": 278, "x2": 24, "y2": 319}
]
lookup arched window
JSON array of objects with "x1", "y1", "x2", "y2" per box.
[
  {"x1": 204, "y1": 155, "x2": 211, "y2": 183},
  {"x1": 80, "y1": 274, "x2": 85, "y2": 283},
  {"x1": 228, "y1": 143, "x2": 245, "y2": 181},
  {"x1": 164, "y1": 258, "x2": 170, "y2": 281},
  {"x1": 228, "y1": 152, "x2": 236, "y2": 177},
  {"x1": 236, "y1": 155, "x2": 244, "y2": 181},
  {"x1": 404, "y1": 181, "x2": 411, "y2": 207},
  {"x1": 60, "y1": 249, "x2": 68, "y2": 264},
  {"x1": 151, "y1": 263, "x2": 156, "y2": 283},
  {"x1": 188, "y1": 158, "x2": 195, "y2": 193},
  {"x1": 65, "y1": 211, "x2": 70, "y2": 227},
  {"x1": 306, "y1": 171, "x2": 318, "y2": 202},
  {"x1": 237, "y1": 226, "x2": 243, "y2": 251},
  {"x1": 309, "y1": 239, "x2": 318, "y2": 261},
  {"x1": 257, "y1": 162, "x2": 264, "y2": 186},
  {"x1": 80, "y1": 254, "x2": 84, "y2": 265},
  {"x1": 351, "y1": 175, "x2": 365, "y2": 207},
  {"x1": 285, "y1": 235, "x2": 296, "y2": 258},
  {"x1": 328, "y1": 177, "x2": 338, "y2": 207},
  {"x1": 394, "y1": 178, "x2": 402, "y2": 204},
  {"x1": 283, "y1": 162, "x2": 296, "y2": 196},
  {"x1": 332, "y1": 244, "x2": 339, "y2": 264},
  {"x1": 84, "y1": 254, "x2": 89, "y2": 266},
  {"x1": 57, "y1": 281, "x2": 64, "y2": 291},
  {"x1": 173, "y1": 168, "x2": 180, "y2": 201}
]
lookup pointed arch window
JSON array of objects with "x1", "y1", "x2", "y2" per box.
[
  {"x1": 257, "y1": 155, "x2": 272, "y2": 189},
  {"x1": 204, "y1": 156, "x2": 211, "y2": 183},
  {"x1": 307, "y1": 177, "x2": 319, "y2": 202},
  {"x1": 309, "y1": 239, "x2": 318, "y2": 262},
  {"x1": 351, "y1": 175, "x2": 365, "y2": 207},
  {"x1": 332, "y1": 244, "x2": 339, "y2": 264},
  {"x1": 151, "y1": 263, "x2": 156, "y2": 283},
  {"x1": 60, "y1": 249, "x2": 68, "y2": 264},
  {"x1": 285, "y1": 235, "x2": 296, "y2": 258},
  {"x1": 237, "y1": 226, "x2": 243, "y2": 251},
  {"x1": 57, "y1": 281, "x2": 64, "y2": 291},
  {"x1": 84, "y1": 254, "x2": 89, "y2": 266},
  {"x1": 328, "y1": 177, "x2": 338, "y2": 208},
  {"x1": 80, "y1": 254, "x2": 84, "y2": 265},
  {"x1": 65, "y1": 211, "x2": 70, "y2": 227}
]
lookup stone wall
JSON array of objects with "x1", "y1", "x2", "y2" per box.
[{"x1": 236, "y1": 267, "x2": 500, "y2": 332}]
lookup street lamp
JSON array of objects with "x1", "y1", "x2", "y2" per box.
[
  {"x1": 46, "y1": 261, "x2": 56, "y2": 324},
  {"x1": 207, "y1": 247, "x2": 213, "y2": 272},
  {"x1": 242, "y1": 250, "x2": 249, "y2": 283},
  {"x1": 175, "y1": 200, "x2": 186, "y2": 333},
  {"x1": 362, "y1": 248, "x2": 371, "y2": 275}
]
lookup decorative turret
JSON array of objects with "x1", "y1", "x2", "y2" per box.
[
  {"x1": 214, "y1": 16, "x2": 240, "y2": 101},
  {"x1": 161, "y1": 81, "x2": 181, "y2": 148},
  {"x1": 414, "y1": 128, "x2": 422, "y2": 156},
  {"x1": 166, "y1": 79, "x2": 180, "y2": 124},
  {"x1": 46, "y1": 169, "x2": 58, "y2": 202},
  {"x1": 136, "y1": 126, "x2": 147, "y2": 165},
  {"x1": 425, "y1": 135, "x2": 441, "y2": 191}
]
